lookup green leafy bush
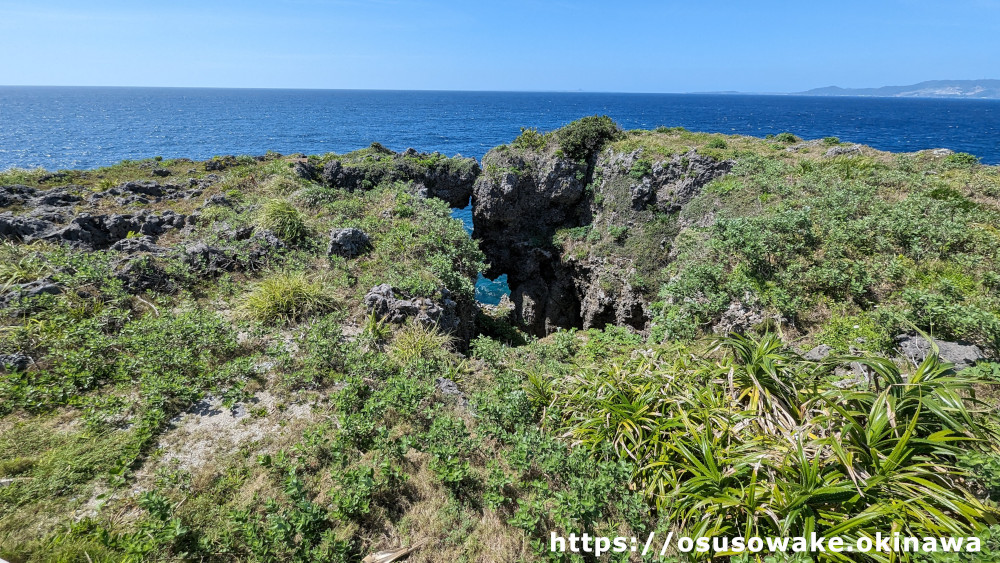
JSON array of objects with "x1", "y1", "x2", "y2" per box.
[
  {"x1": 705, "y1": 137, "x2": 728, "y2": 149},
  {"x1": 511, "y1": 127, "x2": 548, "y2": 151},
  {"x1": 945, "y1": 152, "x2": 980, "y2": 166},
  {"x1": 628, "y1": 158, "x2": 653, "y2": 179},
  {"x1": 555, "y1": 115, "x2": 622, "y2": 161}
]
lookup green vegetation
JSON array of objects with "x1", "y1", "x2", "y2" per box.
[
  {"x1": 258, "y1": 199, "x2": 309, "y2": 244},
  {"x1": 554, "y1": 115, "x2": 622, "y2": 161},
  {"x1": 242, "y1": 272, "x2": 337, "y2": 322},
  {"x1": 1, "y1": 124, "x2": 999, "y2": 562}
]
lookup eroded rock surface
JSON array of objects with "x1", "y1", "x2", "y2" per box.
[
  {"x1": 472, "y1": 143, "x2": 731, "y2": 336},
  {"x1": 327, "y1": 227, "x2": 372, "y2": 259},
  {"x1": 321, "y1": 144, "x2": 480, "y2": 208},
  {"x1": 895, "y1": 334, "x2": 984, "y2": 370}
]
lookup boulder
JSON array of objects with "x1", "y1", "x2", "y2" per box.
[
  {"x1": 327, "y1": 228, "x2": 372, "y2": 258},
  {"x1": 110, "y1": 235, "x2": 165, "y2": 254},
  {"x1": 1, "y1": 280, "x2": 62, "y2": 308},
  {"x1": 825, "y1": 145, "x2": 862, "y2": 158},
  {"x1": 0, "y1": 213, "x2": 54, "y2": 240},
  {"x1": 0, "y1": 185, "x2": 36, "y2": 207},
  {"x1": 363, "y1": 284, "x2": 460, "y2": 334},
  {"x1": 182, "y1": 242, "x2": 238, "y2": 275},
  {"x1": 290, "y1": 160, "x2": 317, "y2": 181},
  {"x1": 803, "y1": 344, "x2": 834, "y2": 361},
  {"x1": 0, "y1": 353, "x2": 31, "y2": 372},
  {"x1": 115, "y1": 256, "x2": 173, "y2": 293},
  {"x1": 713, "y1": 299, "x2": 767, "y2": 335},
  {"x1": 121, "y1": 180, "x2": 165, "y2": 197},
  {"x1": 895, "y1": 334, "x2": 984, "y2": 370}
]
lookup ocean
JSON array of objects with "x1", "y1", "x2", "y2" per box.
[{"x1": 2, "y1": 87, "x2": 998, "y2": 302}]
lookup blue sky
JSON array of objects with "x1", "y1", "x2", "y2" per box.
[{"x1": 0, "y1": 0, "x2": 997, "y2": 92}]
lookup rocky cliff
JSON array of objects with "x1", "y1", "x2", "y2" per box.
[{"x1": 473, "y1": 120, "x2": 732, "y2": 335}]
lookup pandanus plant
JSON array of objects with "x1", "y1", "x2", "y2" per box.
[{"x1": 541, "y1": 332, "x2": 998, "y2": 560}]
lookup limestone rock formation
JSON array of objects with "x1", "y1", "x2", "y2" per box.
[
  {"x1": 320, "y1": 144, "x2": 480, "y2": 208},
  {"x1": 472, "y1": 141, "x2": 731, "y2": 336},
  {"x1": 327, "y1": 228, "x2": 372, "y2": 259},
  {"x1": 895, "y1": 334, "x2": 984, "y2": 370}
]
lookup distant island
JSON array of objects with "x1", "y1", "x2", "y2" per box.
[{"x1": 796, "y1": 79, "x2": 1000, "y2": 99}]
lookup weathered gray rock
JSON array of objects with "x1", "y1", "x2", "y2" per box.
[
  {"x1": 110, "y1": 235, "x2": 165, "y2": 254},
  {"x1": 327, "y1": 228, "x2": 371, "y2": 258},
  {"x1": 205, "y1": 156, "x2": 238, "y2": 171},
  {"x1": 290, "y1": 160, "x2": 317, "y2": 181},
  {"x1": 895, "y1": 334, "x2": 984, "y2": 370},
  {"x1": 363, "y1": 284, "x2": 460, "y2": 334},
  {"x1": 472, "y1": 142, "x2": 731, "y2": 336},
  {"x1": 0, "y1": 353, "x2": 31, "y2": 372},
  {"x1": 435, "y1": 377, "x2": 470, "y2": 409},
  {"x1": 115, "y1": 256, "x2": 173, "y2": 293},
  {"x1": 121, "y1": 180, "x2": 165, "y2": 197},
  {"x1": 1, "y1": 280, "x2": 62, "y2": 309},
  {"x1": 181, "y1": 228, "x2": 285, "y2": 276},
  {"x1": 35, "y1": 212, "x2": 185, "y2": 250},
  {"x1": 713, "y1": 299, "x2": 766, "y2": 335},
  {"x1": 0, "y1": 213, "x2": 53, "y2": 240},
  {"x1": 203, "y1": 194, "x2": 232, "y2": 207},
  {"x1": 29, "y1": 188, "x2": 81, "y2": 207},
  {"x1": 182, "y1": 242, "x2": 238, "y2": 275},
  {"x1": 320, "y1": 148, "x2": 479, "y2": 208},
  {"x1": 803, "y1": 344, "x2": 834, "y2": 361},
  {"x1": 0, "y1": 185, "x2": 36, "y2": 207},
  {"x1": 825, "y1": 145, "x2": 862, "y2": 158}
]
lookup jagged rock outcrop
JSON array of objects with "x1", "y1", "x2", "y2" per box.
[
  {"x1": 320, "y1": 144, "x2": 480, "y2": 208},
  {"x1": 181, "y1": 228, "x2": 286, "y2": 276},
  {"x1": 473, "y1": 143, "x2": 731, "y2": 336},
  {"x1": 895, "y1": 334, "x2": 984, "y2": 370},
  {"x1": 327, "y1": 228, "x2": 372, "y2": 259},
  {"x1": 363, "y1": 283, "x2": 476, "y2": 348},
  {"x1": 364, "y1": 284, "x2": 460, "y2": 332},
  {"x1": 0, "y1": 280, "x2": 62, "y2": 309}
]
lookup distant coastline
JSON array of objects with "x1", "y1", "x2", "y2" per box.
[{"x1": 793, "y1": 79, "x2": 1000, "y2": 99}]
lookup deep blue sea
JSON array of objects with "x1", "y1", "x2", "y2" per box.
[{"x1": 2, "y1": 87, "x2": 999, "y2": 302}]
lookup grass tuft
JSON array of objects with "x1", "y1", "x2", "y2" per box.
[{"x1": 242, "y1": 272, "x2": 337, "y2": 323}]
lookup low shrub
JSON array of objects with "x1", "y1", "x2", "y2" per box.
[
  {"x1": 705, "y1": 137, "x2": 728, "y2": 149},
  {"x1": 556, "y1": 116, "x2": 622, "y2": 161}
]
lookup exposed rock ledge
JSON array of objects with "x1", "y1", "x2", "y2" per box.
[{"x1": 473, "y1": 144, "x2": 731, "y2": 336}]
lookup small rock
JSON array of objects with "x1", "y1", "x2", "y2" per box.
[
  {"x1": 824, "y1": 145, "x2": 862, "y2": 157},
  {"x1": 435, "y1": 377, "x2": 470, "y2": 409},
  {"x1": 114, "y1": 256, "x2": 173, "y2": 293},
  {"x1": 803, "y1": 344, "x2": 833, "y2": 362},
  {"x1": 203, "y1": 194, "x2": 232, "y2": 207},
  {"x1": 151, "y1": 168, "x2": 171, "y2": 177},
  {"x1": 110, "y1": 236, "x2": 165, "y2": 254},
  {"x1": 0, "y1": 353, "x2": 31, "y2": 371},
  {"x1": 327, "y1": 227, "x2": 372, "y2": 258}
]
